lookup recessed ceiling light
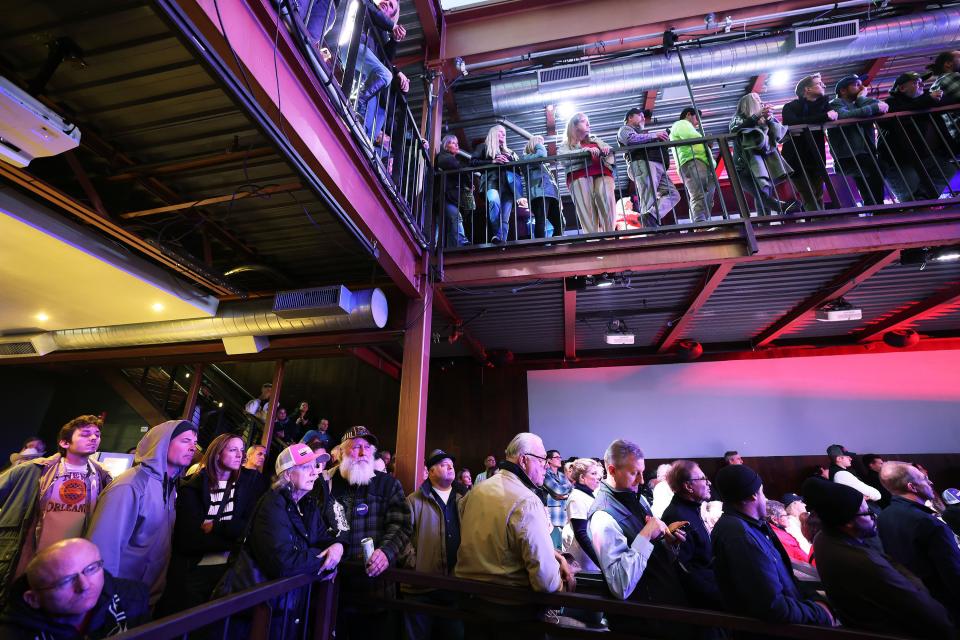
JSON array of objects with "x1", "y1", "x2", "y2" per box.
[
  {"x1": 151, "y1": 303, "x2": 165, "y2": 312},
  {"x1": 35, "y1": 312, "x2": 49, "y2": 322}
]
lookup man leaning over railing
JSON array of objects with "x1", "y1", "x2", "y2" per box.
[
  {"x1": 782, "y1": 73, "x2": 838, "y2": 212},
  {"x1": 618, "y1": 107, "x2": 680, "y2": 228},
  {"x1": 670, "y1": 108, "x2": 717, "y2": 225},
  {"x1": 880, "y1": 72, "x2": 956, "y2": 202},
  {"x1": 827, "y1": 75, "x2": 889, "y2": 207}
]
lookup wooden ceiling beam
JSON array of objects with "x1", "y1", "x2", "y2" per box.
[
  {"x1": 753, "y1": 250, "x2": 900, "y2": 347},
  {"x1": 852, "y1": 283, "x2": 960, "y2": 343},
  {"x1": 563, "y1": 286, "x2": 577, "y2": 360},
  {"x1": 657, "y1": 263, "x2": 733, "y2": 353}
]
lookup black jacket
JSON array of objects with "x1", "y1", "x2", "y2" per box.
[
  {"x1": 813, "y1": 529, "x2": 955, "y2": 638},
  {"x1": 248, "y1": 486, "x2": 347, "y2": 580},
  {"x1": 781, "y1": 95, "x2": 831, "y2": 173},
  {"x1": 878, "y1": 496, "x2": 960, "y2": 619},
  {"x1": 712, "y1": 509, "x2": 832, "y2": 631},
  {"x1": 436, "y1": 150, "x2": 468, "y2": 204},
  {"x1": 161, "y1": 468, "x2": 260, "y2": 611},
  {"x1": 662, "y1": 495, "x2": 722, "y2": 609},
  {"x1": 0, "y1": 571, "x2": 150, "y2": 639},
  {"x1": 881, "y1": 91, "x2": 949, "y2": 160}
]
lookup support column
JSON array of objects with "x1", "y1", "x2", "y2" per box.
[
  {"x1": 395, "y1": 289, "x2": 433, "y2": 493},
  {"x1": 180, "y1": 363, "x2": 205, "y2": 422},
  {"x1": 261, "y1": 359, "x2": 286, "y2": 448}
]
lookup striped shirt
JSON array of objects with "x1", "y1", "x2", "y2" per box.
[{"x1": 198, "y1": 480, "x2": 236, "y2": 566}]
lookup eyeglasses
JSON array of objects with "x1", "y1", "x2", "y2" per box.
[
  {"x1": 688, "y1": 476, "x2": 710, "y2": 483},
  {"x1": 36, "y1": 560, "x2": 104, "y2": 591},
  {"x1": 524, "y1": 452, "x2": 549, "y2": 467}
]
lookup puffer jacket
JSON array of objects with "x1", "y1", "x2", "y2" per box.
[
  {"x1": 0, "y1": 454, "x2": 111, "y2": 604},
  {"x1": 85, "y1": 420, "x2": 193, "y2": 604}
]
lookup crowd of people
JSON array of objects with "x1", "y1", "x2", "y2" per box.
[
  {"x1": 1, "y1": 415, "x2": 958, "y2": 639},
  {"x1": 437, "y1": 51, "x2": 960, "y2": 246}
]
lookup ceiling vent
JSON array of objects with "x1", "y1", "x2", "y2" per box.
[
  {"x1": 0, "y1": 341, "x2": 36, "y2": 356},
  {"x1": 272, "y1": 285, "x2": 352, "y2": 319},
  {"x1": 0, "y1": 333, "x2": 57, "y2": 358},
  {"x1": 537, "y1": 63, "x2": 591, "y2": 89},
  {"x1": 794, "y1": 20, "x2": 859, "y2": 48}
]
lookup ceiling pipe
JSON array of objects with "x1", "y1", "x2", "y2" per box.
[
  {"x1": 18, "y1": 287, "x2": 388, "y2": 353},
  {"x1": 471, "y1": 0, "x2": 883, "y2": 73},
  {"x1": 223, "y1": 263, "x2": 294, "y2": 286},
  {"x1": 444, "y1": 115, "x2": 535, "y2": 140},
  {"x1": 490, "y1": 6, "x2": 960, "y2": 112}
]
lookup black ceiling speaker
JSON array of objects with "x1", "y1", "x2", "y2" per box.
[
  {"x1": 883, "y1": 329, "x2": 919, "y2": 348},
  {"x1": 675, "y1": 339, "x2": 703, "y2": 361}
]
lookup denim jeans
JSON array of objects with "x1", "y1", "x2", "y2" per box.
[
  {"x1": 486, "y1": 171, "x2": 521, "y2": 241},
  {"x1": 357, "y1": 44, "x2": 392, "y2": 138},
  {"x1": 444, "y1": 202, "x2": 468, "y2": 247}
]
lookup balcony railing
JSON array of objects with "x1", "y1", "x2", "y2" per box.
[
  {"x1": 275, "y1": 0, "x2": 433, "y2": 245},
  {"x1": 434, "y1": 103, "x2": 960, "y2": 252}
]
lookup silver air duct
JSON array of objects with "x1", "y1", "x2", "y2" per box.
[
  {"x1": 0, "y1": 286, "x2": 388, "y2": 357},
  {"x1": 491, "y1": 8, "x2": 960, "y2": 113}
]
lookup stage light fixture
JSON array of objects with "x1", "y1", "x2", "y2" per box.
[
  {"x1": 675, "y1": 339, "x2": 703, "y2": 361},
  {"x1": 883, "y1": 329, "x2": 919, "y2": 348},
  {"x1": 595, "y1": 273, "x2": 615, "y2": 288},
  {"x1": 815, "y1": 297, "x2": 862, "y2": 322},
  {"x1": 605, "y1": 319, "x2": 635, "y2": 345}
]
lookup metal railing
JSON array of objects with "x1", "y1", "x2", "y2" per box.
[
  {"x1": 435, "y1": 103, "x2": 960, "y2": 251},
  {"x1": 275, "y1": 0, "x2": 433, "y2": 245},
  {"x1": 118, "y1": 561, "x2": 915, "y2": 640}
]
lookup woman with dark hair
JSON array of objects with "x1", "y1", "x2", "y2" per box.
[
  {"x1": 159, "y1": 433, "x2": 257, "y2": 615},
  {"x1": 520, "y1": 135, "x2": 564, "y2": 238},
  {"x1": 435, "y1": 134, "x2": 470, "y2": 248}
]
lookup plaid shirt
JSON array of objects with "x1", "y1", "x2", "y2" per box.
[
  {"x1": 542, "y1": 468, "x2": 573, "y2": 528},
  {"x1": 931, "y1": 72, "x2": 960, "y2": 139},
  {"x1": 329, "y1": 470, "x2": 412, "y2": 564}
]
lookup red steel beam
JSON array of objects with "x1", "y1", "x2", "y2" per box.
[
  {"x1": 63, "y1": 151, "x2": 110, "y2": 220},
  {"x1": 395, "y1": 288, "x2": 433, "y2": 493},
  {"x1": 753, "y1": 250, "x2": 900, "y2": 347},
  {"x1": 349, "y1": 346, "x2": 402, "y2": 379},
  {"x1": 411, "y1": 0, "x2": 443, "y2": 59},
  {"x1": 433, "y1": 286, "x2": 488, "y2": 362},
  {"x1": 657, "y1": 263, "x2": 733, "y2": 353},
  {"x1": 440, "y1": 210, "x2": 960, "y2": 286},
  {"x1": 105, "y1": 147, "x2": 275, "y2": 182},
  {"x1": 175, "y1": 0, "x2": 424, "y2": 296},
  {"x1": 120, "y1": 182, "x2": 302, "y2": 219},
  {"x1": 261, "y1": 359, "x2": 286, "y2": 447},
  {"x1": 563, "y1": 286, "x2": 577, "y2": 360},
  {"x1": 852, "y1": 283, "x2": 960, "y2": 343},
  {"x1": 862, "y1": 57, "x2": 889, "y2": 87}
]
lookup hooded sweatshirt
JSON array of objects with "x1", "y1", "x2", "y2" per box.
[{"x1": 85, "y1": 420, "x2": 194, "y2": 605}]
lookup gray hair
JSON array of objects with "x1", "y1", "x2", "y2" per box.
[
  {"x1": 271, "y1": 460, "x2": 315, "y2": 491},
  {"x1": 766, "y1": 500, "x2": 787, "y2": 521},
  {"x1": 604, "y1": 439, "x2": 644, "y2": 469},
  {"x1": 505, "y1": 432, "x2": 544, "y2": 462},
  {"x1": 880, "y1": 461, "x2": 921, "y2": 494},
  {"x1": 440, "y1": 134, "x2": 458, "y2": 151}
]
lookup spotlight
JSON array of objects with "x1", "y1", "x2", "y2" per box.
[
  {"x1": 455, "y1": 57, "x2": 468, "y2": 77},
  {"x1": 815, "y1": 297, "x2": 862, "y2": 322},
  {"x1": 675, "y1": 339, "x2": 703, "y2": 361},
  {"x1": 595, "y1": 273, "x2": 615, "y2": 288},
  {"x1": 883, "y1": 329, "x2": 919, "y2": 348},
  {"x1": 605, "y1": 319, "x2": 635, "y2": 345},
  {"x1": 555, "y1": 101, "x2": 578, "y2": 122},
  {"x1": 704, "y1": 12, "x2": 717, "y2": 28},
  {"x1": 901, "y1": 245, "x2": 960, "y2": 268},
  {"x1": 769, "y1": 69, "x2": 791, "y2": 88}
]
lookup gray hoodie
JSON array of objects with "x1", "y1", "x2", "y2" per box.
[{"x1": 85, "y1": 420, "x2": 195, "y2": 604}]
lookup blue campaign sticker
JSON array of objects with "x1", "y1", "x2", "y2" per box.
[{"x1": 356, "y1": 503, "x2": 369, "y2": 516}]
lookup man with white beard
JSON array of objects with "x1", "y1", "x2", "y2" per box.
[{"x1": 329, "y1": 426, "x2": 412, "y2": 639}]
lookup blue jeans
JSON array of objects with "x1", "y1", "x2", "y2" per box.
[
  {"x1": 444, "y1": 202, "x2": 468, "y2": 247},
  {"x1": 357, "y1": 44, "x2": 392, "y2": 138},
  {"x1": 486, "y1": 171, "x2": 522, "y2": 241}
]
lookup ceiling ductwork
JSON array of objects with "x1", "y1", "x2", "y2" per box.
[
  {"x1": 0, "y1": 286, "x2": 388, "y2": 357},
  {"x1": 491, "y1": 7, "x2": 960, "y2": 113}
]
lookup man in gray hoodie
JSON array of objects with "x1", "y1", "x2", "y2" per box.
[{"x1": 85, "y1": 420, "x2": 198, "y2": 605}]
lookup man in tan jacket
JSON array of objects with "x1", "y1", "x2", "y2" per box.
[
  {"x1": 455, "y1": 433, "x2": 575, "y2": 638},
  {"x1": 403, "y1": 448, "x2": 463, "y2": 639}
]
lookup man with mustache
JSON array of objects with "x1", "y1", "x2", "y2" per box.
[{"x1": 329, "y1": 426, "x2": 411, "y2": 638}]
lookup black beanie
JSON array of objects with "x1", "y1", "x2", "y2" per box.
[
  {"x1": 714, "y1": 464, "x2": 762, "y2": 502},
  {"x1": 171, "y1": 420, "x2": 198, "y2": 439},
  {"x1": 802, "y1": 477, "x2": 863, "y2": 527}
]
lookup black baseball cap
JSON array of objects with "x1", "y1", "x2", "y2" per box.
[
  {"x1": 425, "y1": 449, "x2": 456, "y2": 469},
  {"x1": 835, "y1": 74, "x2": 865, "y2": 94},
  {"x1": 624, "y1": 107, "x2": 653, "y2": 122},
  {"x1": 826, "y1": 444, "x2": 855, "y2": 458},
  {"x1": 892, "y1": 72, "x2": 922, "y2": 92}
]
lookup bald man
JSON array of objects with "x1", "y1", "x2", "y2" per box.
[{"x1": 0, "y1": 538, "x2": 149, "y2": 638}]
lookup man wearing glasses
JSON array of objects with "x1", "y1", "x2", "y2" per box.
[
  {"x1": 456, "y1": 433, "x2": 575, "y2": 638},
  {"x1": 542, "y1": 450, "x2": 573, "y2": 549},
  {"x1": 803, "y1": 477, "x2": 953, "y2": 637},
  {"x1": 0, "y1": 537, "x2": 149, "y2": 637}
]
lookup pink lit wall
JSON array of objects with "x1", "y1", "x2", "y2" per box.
[{"x1": 527, "y1": 351, "x2": 960, "y2": 458}]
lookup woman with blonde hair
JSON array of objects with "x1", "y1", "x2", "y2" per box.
[
  {"x1": 471, "y1": 124, "x2": 525, "y2": 243},
  {"x1": 730, "y1": 92, "x2": 796, "y2": 216},
  {"x1": 558, "y1": 112, "x2": 616, "y2": 233},
  {"x1": 519, "y1": 135, "x2": 563, "y2": 238},
  {"x1": 561, "y1": 457, "x2": 602, "y2": 573}
]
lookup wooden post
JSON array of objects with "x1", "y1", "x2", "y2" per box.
[
  {"x1": 395, "y1": 289, "x2": 433, "y2": 493},
  {"x1": 180, "y1": 363, "x2": 205, "y2": 421},
  {"x1": 261, "y1": 359, "x2": 286, "y2": 448}
]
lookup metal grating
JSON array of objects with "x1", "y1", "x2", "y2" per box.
[
  {"x1": 0, "y1": 342, "x2": 37, "y2": 356},
  {"x1": 794, "y1": 20, "x2": 859, "y2": 48},
  {"x1": 538, "y1": 63, "x2": 591, "y2": 86}
]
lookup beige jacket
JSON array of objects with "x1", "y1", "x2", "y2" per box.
[{"x1": 455, "y1": 469, "x2": 561, "y2": 593}]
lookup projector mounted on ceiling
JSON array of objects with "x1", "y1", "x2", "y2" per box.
[
  {"x1": 0, "y1": 75, "x2": 81, "y2": 168},
  {"x1": 605, "y1": 319, "x2": 635, "y2": 345},
  {"x1": 815, "y1": 298, "x2": 863, "y2": 322}
]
